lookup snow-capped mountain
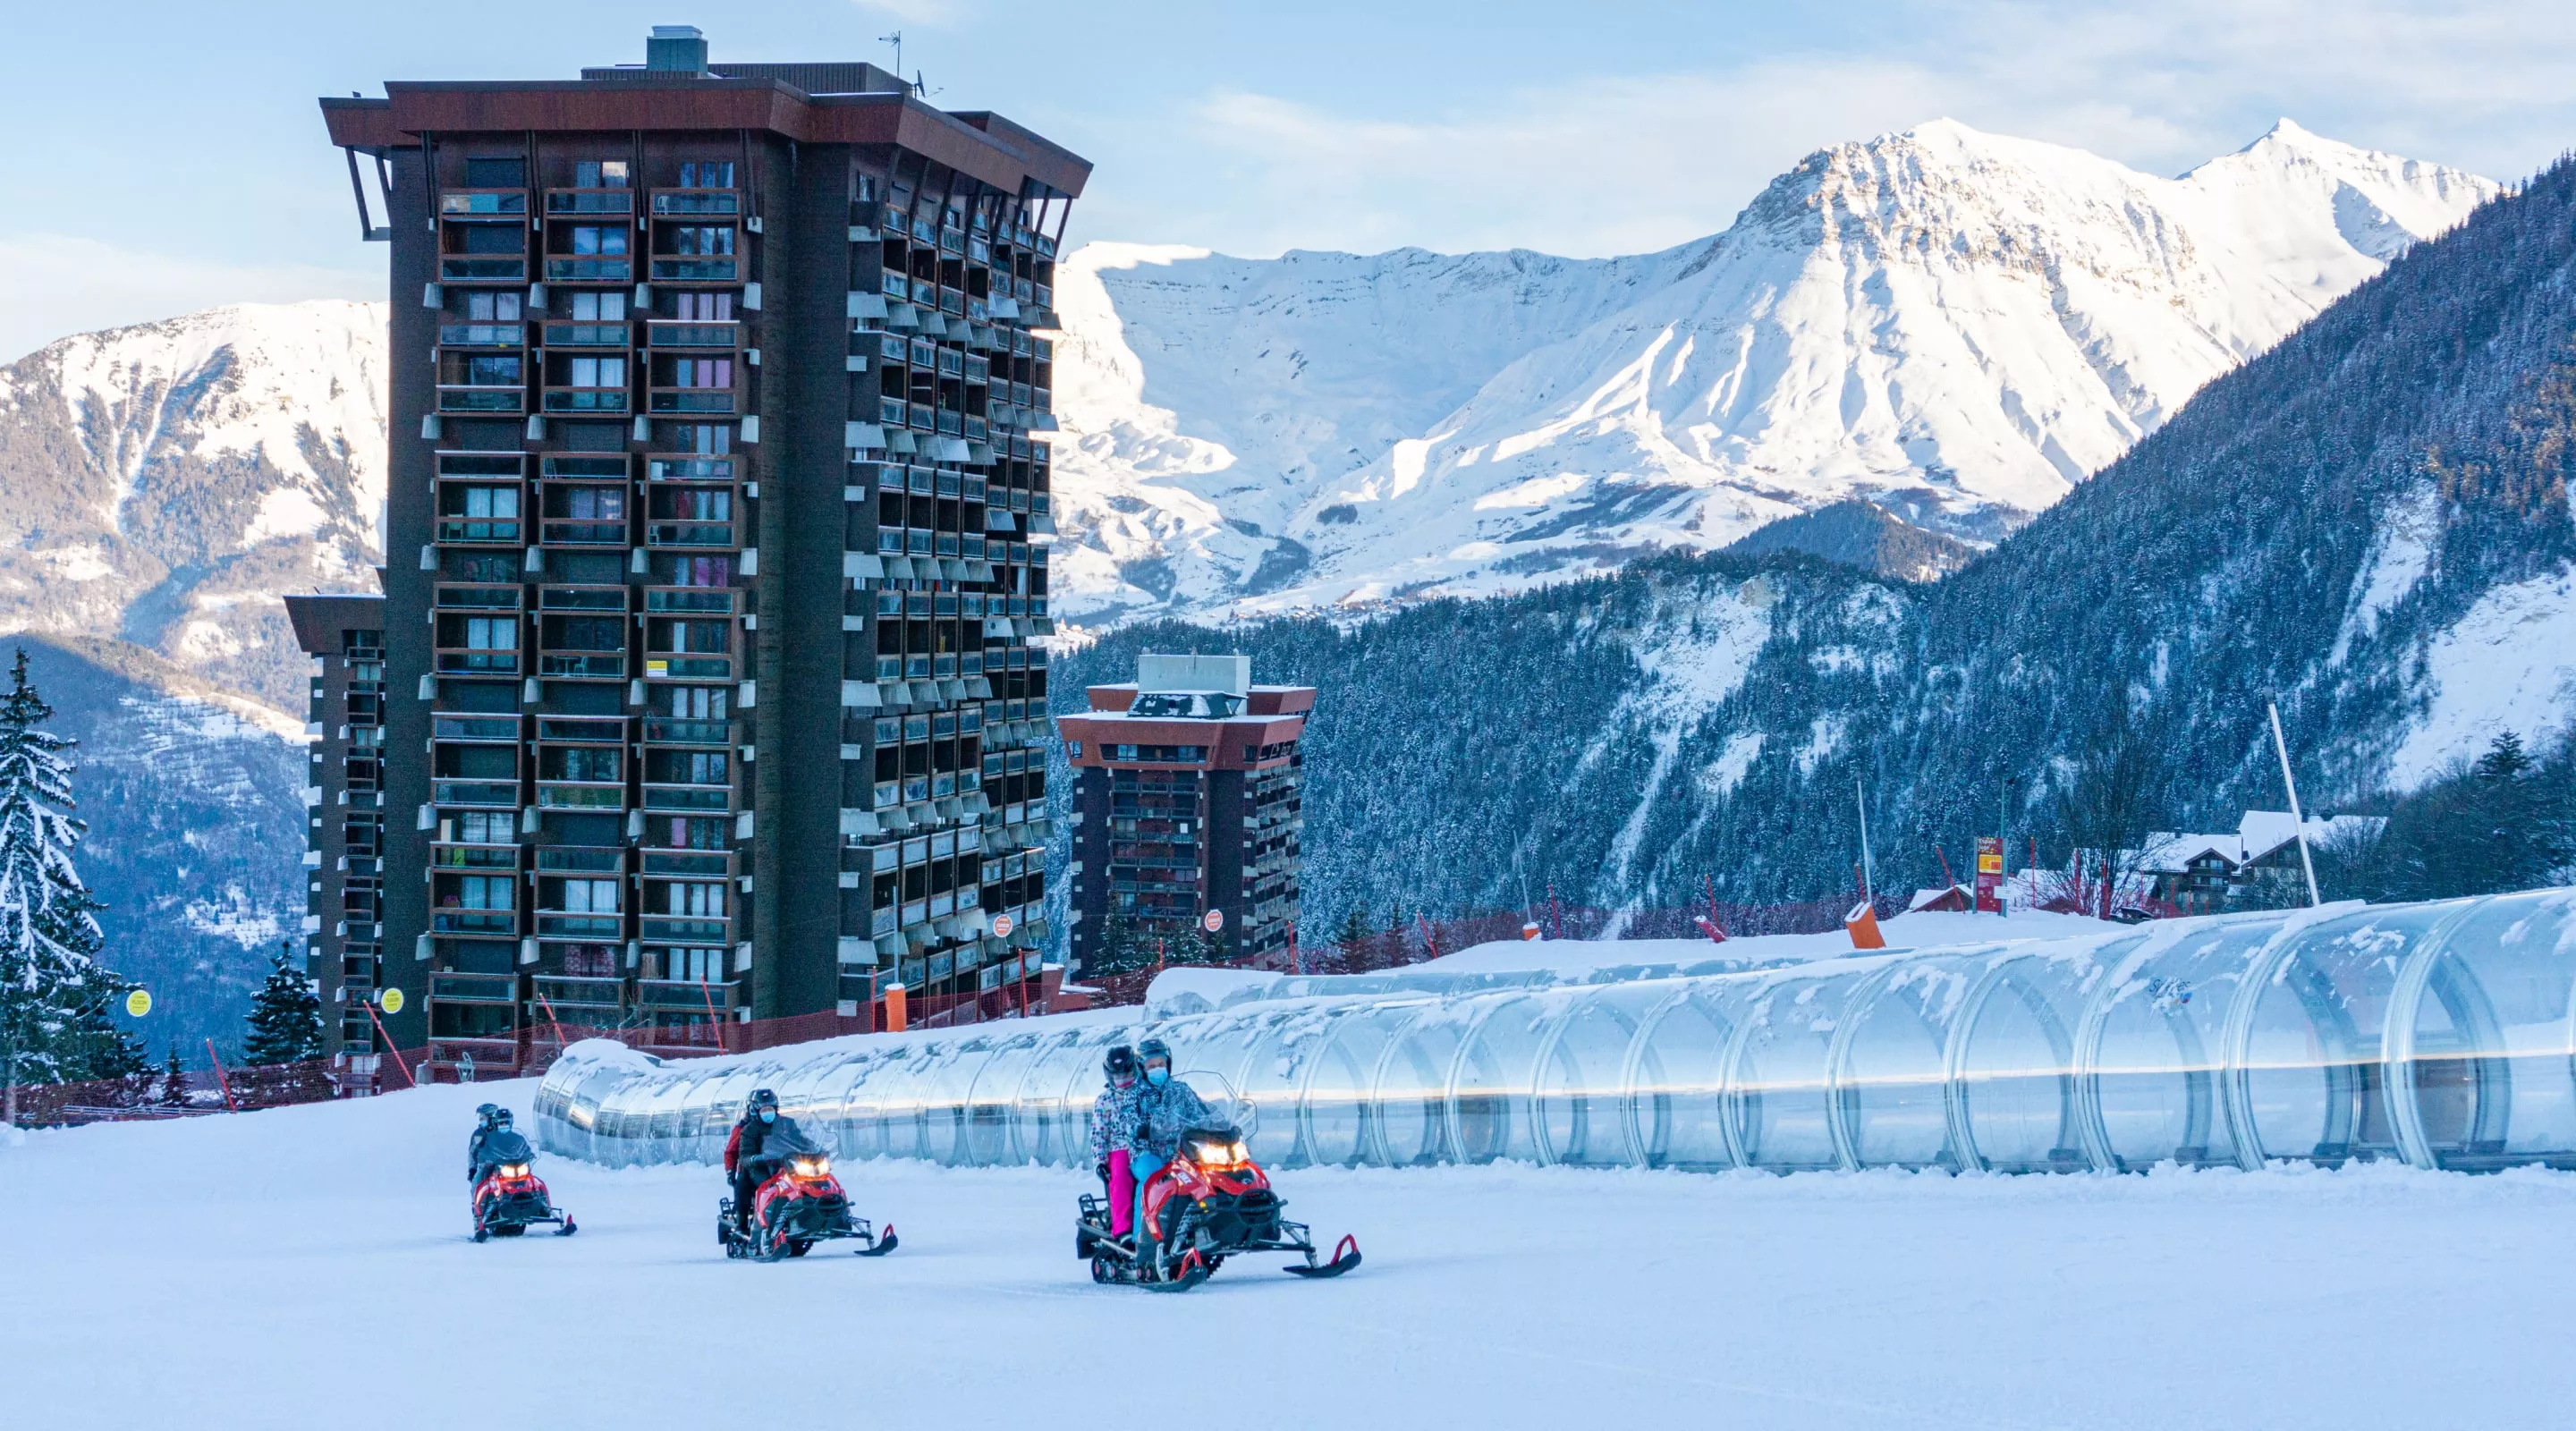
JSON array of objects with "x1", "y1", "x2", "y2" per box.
[
  {"x1": 1048, "y1": 120, "x2": 2498, "y2": 622},
  {"x1": 0, "y1": 300, "x2": 387, "y2": 716}
]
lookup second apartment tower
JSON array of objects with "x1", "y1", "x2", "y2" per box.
[{"x1": 319, "y1": 26, "x2": 1087, "y2": 1072}]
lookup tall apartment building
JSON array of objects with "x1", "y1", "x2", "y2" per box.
[
  {"x1": 286, "y1": 594, "x2": 390, "y2": 1089},
  {"x1": 318, "y1": 26, "x2": 1085, "y2": 1073},
  {"x1": 1056, "y1": 655, "x2": 1312, "y2": 973}
]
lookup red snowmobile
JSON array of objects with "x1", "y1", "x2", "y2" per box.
[
  {"x1": 1077, "y1": 1127, "x2": 1360, "y2": 1291},
  {"x1": 470, "y1": 1130, "x2": 575, "y2": 1241},
  {"x1": 719, "y1": 1128, "x2": 896, "y2": 1262}
]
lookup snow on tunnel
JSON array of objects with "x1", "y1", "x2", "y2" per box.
[{"x1": 538, "y1": 889, "x2": 2576, "y2": 1176}]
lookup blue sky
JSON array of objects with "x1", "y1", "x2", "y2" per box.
[{"x1": 2, "y1": 0, "x2": 2572, "y2": 358}]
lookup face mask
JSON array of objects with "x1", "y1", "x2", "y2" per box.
[
  {"x1": 759, "y1": 1110, "x2": 776, "y2": 1123},
  {"x1": 1114, "y1": 1074, "x2": 1134, "y2": 1088},
  {"x1": 1146, "y1": 1067, "x2": 1169, "y2": 1087}
]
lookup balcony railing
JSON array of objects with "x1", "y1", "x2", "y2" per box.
[
  {"x1": 651, "y1": 191, "x2": 740, "y2": 216},
  {"x1": 640, "y1": 916, "x2": 729, "y2": 943},
  {"x1": 540, "y1": 521, "x2": 628, "y2": 546},
  {"x1": 879, "y1": 395, "x2": 909, "y2": 425},
  {"x1": 440, "y1": 324, "x2": 524, "y2": 348},
  {"x1": 537, "y1": 913, "x2": 623, "y2": 939},
  {"x1": 646, "y1": 522, "x2": 733, "y2": 546},
  {"x1": 642, "y1": 717, "x2": 730, "y2": 746},
  {"x1": 431, "y1": 909, "x2": 519, "y2": 935},
  {"x1": 435, "y1": 650, "x2": 520, "y2": 674},
  {"x1": 441, "y1": 191, "x2": 528, "y2": 216},
  {"x1": 649, "y1": 258, "x2": 738, "y2": 282},
  {"x1": 641, "y1": 784, "x2": 731, "y2": 811},
  {"x1": 541, "y1": 322, "x2": 629, "y2": 347},
  {"x1": 533, "y1": 975, "x2": 627, "y2": 1010},
  {"x1": 440, "y1": 258, "x2": 528, "y2": 282},
  {"x1": 433, "y1": 517, "x2": 520, "y2": 543},
  {"x1": 538, "y1": 653, "x2": 626, "y2": 679},
  {"x1": 436, "y1": 385, "x2": 524, "y2": 413},
  {"x1": 547, "y1": 191, "x2": 633, "y2": 215},
  {"x1": 435, "y1": 587, "x2": 521, "y2": 611},
  {"x1": 639, "y1": 978, "x2": 736, "y2": 1011},
  {"x1": 641, "y1": 656, "x2": 730, "y2": 681},
  {"x1": 647, "y1": 389, "x2": 735, "y2": 414},
  {"x1": 431, "y1": 844, "x2": 520, "y2": 869},
  {"x1": 647, "y1": 457, "x2": 733, "y2": 482},
  {"x1": 433, "y1": 781, "x2": 520, "y2": 809},
  {"x1": 545, "y1": 258, "x2": 631, "y2": 283},
  {"x1": 536, "y1": 783, "x2": 626, "y2": 809},
  {"x1": 433, "y1": 716, "x2": 521, "y2": 742},
  {"x1": 648, "y1": 322, "x2": 738, "y2": 348},
  {"x1": 543, "y1": 388, "x2": 629, "y2": 413}
]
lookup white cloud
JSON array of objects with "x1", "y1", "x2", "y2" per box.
[
  {"x1": 0, "y1": 234, "x2": 381, "y2": 364},
  {"x1": 1068, "y1": 0, "x2": 2576, "y2": 259}
]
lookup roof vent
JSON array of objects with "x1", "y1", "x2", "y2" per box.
[{"x1": 646, "y1": 25, "x2": 709, "y2": 72}]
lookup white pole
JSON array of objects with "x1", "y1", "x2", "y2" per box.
[
  {"x1": 2267, "y1": 701, "x2": 2321, "y2": 907},
  {"x1": 1855, "y1": 775, "x2": 1875, "y2": 902}
]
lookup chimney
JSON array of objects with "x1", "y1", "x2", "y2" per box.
[{"x1": 645, "y1": 24, "x2": 709, "y2": 73}]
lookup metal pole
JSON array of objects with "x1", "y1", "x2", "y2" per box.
[
  {"x1": 1855, "y1": 776, "x2": 1874, "y2": 902},
  {"x1": 2268, "y1": 701, "x2": 2322, "y2": 907},
  {"x1": 1997, "y1": 778, "x2": 2010, "y2": 917}
]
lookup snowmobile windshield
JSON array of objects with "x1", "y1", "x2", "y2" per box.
[
  {"x1": 481, "y1": 1130, "x2": 534, "y2": 1164},
  {"x1": 759, "y1": 1124, "x2": 822, "y2": 1157}
]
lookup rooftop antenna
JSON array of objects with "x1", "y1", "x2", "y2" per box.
[
  {"x1": 2267, "y1": 699, "x2": 2322, "y2": 907},
  {"x1": 878, "y1": 30, "x2": 902, "y2": 79}
]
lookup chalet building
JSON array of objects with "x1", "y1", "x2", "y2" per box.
[
  {"x1": 1056, "y1": 655, "x2": 1312, "y2": 973},
  {"x1": 2142, "y1": 810, "x2": 2388, "y2": 911},
  {"x1": 317, "y1": 25, "x2": 1087, "y2": 1071}
]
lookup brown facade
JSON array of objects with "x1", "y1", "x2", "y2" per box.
[
  {"x1": 284, "y1": 594, "x2": 390, "y2": 1086},
  {"x1": 318, "y1": 29, "x2": 1084, "y2": 1071}
]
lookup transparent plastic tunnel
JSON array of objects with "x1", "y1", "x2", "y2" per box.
[{"x1": 537, "y1": 891, "x2": 2576, "y2": 1177}]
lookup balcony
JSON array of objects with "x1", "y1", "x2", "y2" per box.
[
  {"x1": 642, "y1": 717, "x2": 731, "y2": 746},
  {"x1": 534, "y1": 975, "x2": 626, "y2": 1012},
  {"x1": 436, "y1": 385, "x2": 524, "y2": 414},
  {"x1": 536, "y1": 782, "x2": 626, "y2": 810},
  {"x1": 647, "y1": 388, "x2": 735, "y2": 415},
  {"x1": 430, "y1": 974, "x2": 521, "y2": 1004},
  {"x1": 441, "y1": 191, "x2": 528, "y2": 217},
  {"x1": 543, "y1": 387, "x2": 629, "y2": 414},
  {"x1": 536, "y1": 912, "x2": 624, "y2": 939},
  {"x1": 440, "y1": 324, "x2": 525, "y2": 348},
  {"x1": 433, "y1": 781, "x2": 519, "y2": 809},
  {"x1": 431, "y1": 909, "x2": 519, "y2": 935},
  {"x1": 641, "y1": 783, "x2": 731, "y2": 811},
  {"x1": 538, "y1": 652, "x2": 626, "y2": 680},
  {"x1": 878, "y1": 395, "x2": 909, "y2": 425},
  {"x1": 547, "y1": 190, "x2": 633, "y2": 216},
  {"x1": 541, "y1": 322, "x2": 629, "y2": 347},
  {"x1": 545, "y1": 257, "x2": 631, "y2": 283},
  {"x1": 435, "y1": 648, "x2": 520, "y2": 674},
  {"x1": 645, "y1": 522, "x2": 733, "y2": 547},
  {"x1": 433, "y1": 715, "x2": 520, "y2": 743},
  {"x1": 651, "y1": 191, "x2": 741, "y2": 216},
  {"x1": 431, "y1": 843, "x2": 520, "y2": 869},
  {"x1": 649, "y1": 258, "x2": 738, "y2": 282},
  {"x1": 641, "y1": 656, "x2": 730, "y2": 681},
  {"x1": 644, "y1": 588, "x2": 735, "y2": 614},
  {"x1": 647, "y1": 456, "x2": 733, "y2": 482},
  {"x1": 541, "y1": 520, "x2": 628, "y2": 546},
  {"x1": 639, "y1": 978, "x2": 736, "y2": 1011},
  {"x1": 640, "y1": 915, "x2": 730, "y2": 944},
  {"x1": 648, "y1": 322, "x2": 738, "y2": 348},
  {"x1": 440, "y1": 258, "x2": 529, "y2": 282}
]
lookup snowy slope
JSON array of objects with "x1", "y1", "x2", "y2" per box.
[
  {"x1": 1048, "y1": 120, "x2": 2496, "y2": 622},
  {"x1": 0, "y1": 300, "x2": 386, "y2": 716},
  {"x1": 12, "y1": 1071, "x2": 2576, "y2": 1428}
]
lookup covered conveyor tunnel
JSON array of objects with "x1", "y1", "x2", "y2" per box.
[{"x1": 538, "y1": 891, "x2": 2576, "y2": 1175}]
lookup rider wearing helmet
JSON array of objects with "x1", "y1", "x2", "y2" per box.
[
  {"x1": 467, "y1": 1105, "x2": 515, "y2": 1185},
  {"x1": 723, "y1": 1089, "x2": 800, "y2": 1233},
  {"x1": 1088, "y1": 1046, "x2": 1142, "y2": 1238},
  {"x1": 1122, "y1": 1037, "x2": 1215, "y2": 1255}
]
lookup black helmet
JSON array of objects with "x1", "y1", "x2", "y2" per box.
[
  {"x1": 1138, "y1": 1037, "x2": 1173, "y2": 1067},
  {"x1": 475, "y1": 1102, "x2": 501, "y2": 1127},
  {"x1": 749, "y1": 1088, "x2": 779, "y2": 1113},
  {"x1": 1104, "y1": 1045, "x2": 1137, "y2": 1078},
  {"x1": 491, "y1": 1106, "x2": 513, "y2": 1128}
]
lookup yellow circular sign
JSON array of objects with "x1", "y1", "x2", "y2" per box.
[
  {"x1": 379, "y1": 986, "x2": 406, "y2": 1015},
  {"x1": 123, "y1": 988, "x2": 152, "y2": 1018}
]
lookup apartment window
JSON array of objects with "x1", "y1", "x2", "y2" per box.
[
  {"x1": 668, "y1": 225, "x2": 734, "y2": 256},
  {"x1": 447, "y1": 485, "x2": 519, "y2": 521},
  {"x1": 565, "y1": 356, "x2": 627, "y2": 388},
  {"x1": 464, "y1": 617, "x2": 516, "y2": 652},
  {"x1": 573, "y1": 160, "x2": 631, "y2": 190},
  {"x1": 563, "y1": 944, "x2": 617, "y2": 976},
  {"x1": 462, "y1": 291, "x2": 523, "y2": 321},
  {"x1": 541, "y1": 747, "x2": 621, "y2": 782},
  {"x1": 569, "y1": 292, "x2": 627, "y2": 321},
  {"x1": 553, "y1": 487, "x2": 625, "y2": 521},
  {"x1": 455, "y1": 875, "x2": 514, "y2": 910},
  {"x1": 657, "y1": 817, "x2": 728, "y2": 851},
  {"x1": 853, "y1": 175, "x2": 878, "y2": 202},
  {"x1": 665, "y1": 946, "x2": 724, "y2": 981},
  {"x1": 443, "y1": 811, "x2": 513, "y2": 844},
  {"x1": 464, "y1": 157, "x2": 527, "y2": 188},
  {"x1": 665, "y1": 423, "x2": 732, "y2": 455},
  {"x1": 655, "y1": 686, "x2": 729, "y2": 719},
  {"x1": 668, "y1": 357, "x2": 732, "y2": 389},
  {"x1": 673, "y1": 292, "x2": 733, "y2": 320},
  {"x1": 559, "y1": 878, "x2": 619, "y2": 914},
  {"x1": 569, "y1": 225, "x2": 629, "y2": 256},
  {"x1": 462, "y1": 355, "x2": 521, "y2": 385},
  {"x1": 668, "y1": 555, "x2": 733, "y2": 588},
  {"x1": 679, "y1": 161, "x2": 734, "y2": 188}
]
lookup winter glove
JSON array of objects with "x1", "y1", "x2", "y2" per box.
[{"x1": 1095, "y1": 1163, "x2": 1110, "y2": 1186}]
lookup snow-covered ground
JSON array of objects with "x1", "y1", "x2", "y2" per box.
[{"x1": 9, "y1": 1073, "x2": 2576, "y2": 1428}]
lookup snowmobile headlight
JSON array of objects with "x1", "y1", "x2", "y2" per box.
[
  {"x1": 1192, "y1": 1139, "x2": 1248, "y2": 1168},
  {"x1": 500, "y1": 1163, "x2": 530, "y2": 1179},
  {"x1": 792, "y1": 1156, "x2": 831, "y2": 1178}
]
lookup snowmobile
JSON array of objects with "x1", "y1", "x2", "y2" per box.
[
  {"x1": 718, "y1": 1127, "x2": 896, "y2": 1261},
  {"x1": 1076, "y1": 1126, "x2": 1360, "y2": 1291},
  {"x1": 470, "y1": 1130, "x2": 576, "y2": 1241}
]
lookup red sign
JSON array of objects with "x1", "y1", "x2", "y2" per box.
[
  {"x1": 1974, "y1": 835, "x2": 2004, "y2": 913},
  {"x1": 1203, "y1": 909, "x2": 1225, "y2": 934},
  {"x1": 990, "y1": 913, "x2": 1013, "y2": 939}
]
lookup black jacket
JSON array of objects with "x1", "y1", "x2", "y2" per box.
[{"x1": 726, "y1": 1113, "x2": 807, "y2": 1175}]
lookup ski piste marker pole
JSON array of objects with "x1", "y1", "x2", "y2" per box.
[
  {"x1": 699, "y1": 977, "x2": 724, "y2": 1054},
  {"x1": 361, "y1": 1001, "x2": 416, "y2": 1088},
  {"x1": 536, "y1": 990, "x2": 569, "y2": 1062},
  {"x1": 204, "y1": 1039, "x2": 239, "y2": 1113}
]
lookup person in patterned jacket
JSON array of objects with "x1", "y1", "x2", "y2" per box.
[
  {"x1": 1088, "y1": 1045, "x2": 1141, "y2": 1237},
  {"x1": 1123, "y1": 1037, "x2": 1217, "y2": 1258}
]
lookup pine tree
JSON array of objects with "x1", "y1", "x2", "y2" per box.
[
  {"x1": 0, "y1": 649, "x2": 143, "y2": 1111},
  {"x1": 242, "y1": 941, "x2": 324, "y2": 1067},
  {"x1": 158, "y1": 1043, "x2": 188, "y2": 1108},
  {"x1": 1335, "y1": 903, "x2": 1370, "y2": 948}
]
